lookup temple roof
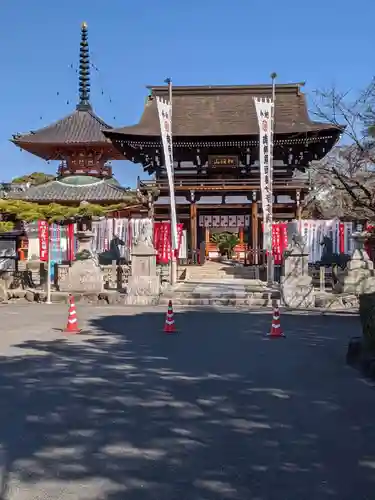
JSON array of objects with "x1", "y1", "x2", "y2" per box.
[
  {"x1": 8, "y1": 175, "x2": 136, "y2": 203},
  {"x1": 10, "y1": 22, "x2": 119, "y2": 161},
  {"x1": 12, "y1": 108, "x2": 113, "y2": 151},
  {"x1": 104, "y1": 83, "x2": 343, "y2": 139}
]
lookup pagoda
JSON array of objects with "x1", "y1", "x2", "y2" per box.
[
  {"x1": 10, "y1": 22, "x2": 140, "y2": 210},
  {"x1": 104, "y1": 83, "x2": 343, "y2": 258}
]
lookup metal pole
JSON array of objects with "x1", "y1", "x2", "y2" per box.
[
  {"x1": 267, "y1": 72, "x2": 277, "y2": 285},
  {"x1": 46, "y1": 221, "x2": 52, "y2": 304},
  {"x1": 165, "y1": 77, "x2": 177, "y2": 285}
]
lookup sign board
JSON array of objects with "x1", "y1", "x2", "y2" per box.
[{"x1": 208, "y1": 156, "x2": 239, "y2": 168}]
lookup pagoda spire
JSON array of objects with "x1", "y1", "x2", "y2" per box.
[{"x1": 77, "y1": 21, "x2": 91, "y2": 110}]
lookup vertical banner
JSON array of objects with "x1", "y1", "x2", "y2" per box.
[
  {"x1": 156, "y1": 96, "x2": 178, "y2": 253},
  {"x1": 38, "y1": 220, "x2": 49, "y2": 262},
  {"x1": 339, "y1": 222, "x2": 345, "y2": 253},
  {"x1": 154, "y1": 222, "x2": 184, "y2": 264},
  {"x1": 254, "y1": 97, "x2": 274, "y2": 253}
]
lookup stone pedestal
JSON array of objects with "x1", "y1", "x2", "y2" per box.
[
  {"x1": 281, "y1": 241, "x2": 315, "y2": 308},
  {"x1": 125, "y1": 240, "x2": 160, "y2": 305},
  {"x1": 334, "y1": 232, "x2": 375, "y2": 294},
  {"x1": 59, "y1": 230, "x2": 103, "y2": 293}
]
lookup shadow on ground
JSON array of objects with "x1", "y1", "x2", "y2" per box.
[{"x1": 0, "y1": 308, "x2": 374, "y2": 499}]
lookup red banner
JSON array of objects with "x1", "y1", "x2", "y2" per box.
[
  {"x1": 339, "y1": 222, "x2": 345, "y2": 253},
  {"x1": 262, "y1": 222, "x2": 288, "y2": 264},
  {"x1": 154, "y1": 222, "x2": 183, "y2": 264},
  {"x1": 38, "y1": 220, "x2": 49, "y2": 262},
  {"x1": 366, "y1": 223, "x2": 374, "y2": 260},
  {"x1": 273, "y1": 222, "x2": 288, "y2": 264},
  {"x1": 65, "y1": 223, "x2": 75, "y2": 261}
]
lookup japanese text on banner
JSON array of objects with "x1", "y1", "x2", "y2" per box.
[
  {"x1": 38, "y1": 220, "x2": 49, "y2": 262},
  {"x1": 254, "y1": 97, "x2": 274, "y2": 250},
  {"x1": 156, "y1": 97, "x2": 178, "y2": 252}
]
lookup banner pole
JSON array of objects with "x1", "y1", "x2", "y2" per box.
[
  {"x1": 267, "y1": 72, "x2": 277, "y2": 285},
  {"x1": 164, "y1": 77, "x2": 177, "y2": 285}
]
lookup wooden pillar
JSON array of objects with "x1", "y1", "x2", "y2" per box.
[
  {"x1": 190, "y1": 201, "x2": 197, "y2": 253},
  {"x1": 239, "y1": 226, "x2": 244, "y2": 244},
  {"x1": 295, "y1": 190, "x2": 302, "y2": 220},
  {"x1": 251, "y1": 190, "x2": 258, "y2": 265}
]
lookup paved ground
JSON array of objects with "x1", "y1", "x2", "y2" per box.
[{"x1": 0, "y1": 303, "x2": 374, "y2": 499}]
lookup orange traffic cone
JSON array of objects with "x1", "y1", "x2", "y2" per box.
[
  {"x1": 164, "y1": 300, "x2": 176, "y2": 333},
  {"x1": 267, "y1": 306, "x2": 285, "y2": 338},
  {"x1": 63, "y1": 295, "x2": 82, "y2": 334}
]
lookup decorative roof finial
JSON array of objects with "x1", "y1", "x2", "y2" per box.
[{"x1": 77, "y1": 21, "x2": 91, "y2": 110}]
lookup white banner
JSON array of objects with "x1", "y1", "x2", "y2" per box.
[
  {"x1": 156, "y1": 96, "x2": 178, "y2": 251},
  {"x1": 254, "y1": 97, "x2": 274, "y2": 250}
]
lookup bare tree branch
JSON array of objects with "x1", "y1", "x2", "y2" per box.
[{"x1": 306, "y1": 79, "x2": 375, "y2": 220}]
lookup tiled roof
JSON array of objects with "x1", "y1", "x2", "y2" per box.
[
  {"x1": 12, "y1": 108, "x2": 112, "y2": 145},
  {"x1": 104, "y1": 83, "x2": 343, "y2": 139},
  {"x1": 9, "y1": 176, "x2": 136, "y2": 203},
  {"x1": 10, "y1": 108, "x2": 121, "y2": 160}
]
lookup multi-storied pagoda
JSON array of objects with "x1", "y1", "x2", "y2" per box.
[
  {"x1": 104, "y1": 83, "x2": 342, "y2": 258},
  {"x1": 10, "y1": 22, "x2": 141, "y2": 211}
]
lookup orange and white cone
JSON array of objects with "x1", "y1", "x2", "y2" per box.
[
  {"x1": 267, "y1": 306, "x2": 285, "y2": 338},
  {"x1": 164, "y1": 300, "x2": 176, "y2": 333},
  {"x1": 63, "y1": 295, "x2": 82, "y2": 334}
]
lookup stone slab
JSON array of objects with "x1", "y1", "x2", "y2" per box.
[{"x1": 59, "y1": 259, "x2": 103, "y2": 293}]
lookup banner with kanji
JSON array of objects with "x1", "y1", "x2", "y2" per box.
[
  {"x1": 154, "y1": 221, "x2": 184, "y2": 264},
  {"x1": 254, "y1": 97, "x2": 274, "y2": 252},
  {"x1": 156, "y1": 96, "x2": 178, "y2": 252},
  {"x1": 38, "y1": 220, "x2": 49, "y2": 262}
]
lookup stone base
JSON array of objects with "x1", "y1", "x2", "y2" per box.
[
  {"x1": 315, "y1": 292, "x2": 358, "y2": 310},
  {"x1": 0, "y1": 283, "x2": 8, "y2": 303},
  {"x1": 336, "y1": 276, "x2": 375, "y2": 295},
  {"x1": 59, "y1": 259, "x2": 103, "y2": 293},
  {"x1": 125, "y1": 275, "x2": 160, "y2": 305},
  {"x1": 281, "y1": 284, "x2": 315, "y2": 308},
  {"x1": 22, "y1": 289, "x2": 121, "y2": 305}
]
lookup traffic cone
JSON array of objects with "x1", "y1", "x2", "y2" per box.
[
  {"x1": 267, "y1": 306, "x2": 285, "y2": 338},
  {"x1": 63, "y1": 295, "x2": 82, "y2": 334},
  {"x1": 164, "y1": 300, "x2": 176, "y2": 333}
]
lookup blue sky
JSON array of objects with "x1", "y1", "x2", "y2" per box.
[{"x1": 0, "y1": 0, "x2": 373, "y2": 187}]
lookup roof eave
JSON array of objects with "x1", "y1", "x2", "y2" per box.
[
  {"x1": 11, "y1": 138, "x2": 125, "y2": 161},
  {"x1": 146, "y1": 82, "x2": 307, "y2": 95},
  {"x1": 104, "y1": 127, "x2": 343, "y2": 140},
  {"x1": 10, "y1": 139, "x2": 55, "y2": 160}
]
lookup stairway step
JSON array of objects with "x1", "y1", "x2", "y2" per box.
[{"x1": 159, "y1": 296, "x2": 275, "y2": 307}]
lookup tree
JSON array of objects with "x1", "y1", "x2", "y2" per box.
[
  {"x1": 308, "y1": 78, "x2": 375, "y2": 219},
  {"x1": 0, "y1": 199, "x2": 140, "y2": 303},
  {"x1": 12, "y1": 172, "x2": 56, "y2": 185},
  {"x1": 305, "y1": 145, "x2": 375, "y2": 220}
]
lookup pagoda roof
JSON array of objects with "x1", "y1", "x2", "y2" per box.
[
  {"x1": 11, "y1": 108, "x2": 115, "y2": 159},
  {"x1": 104, "y1": 83, "x2": 343, "y2": 139},
  {"x1": 8, "y1": 175, "x2": 137, "y2": 203},
  {"x1": 10, "y1": 22, "x2": 122, "y2": 161}
]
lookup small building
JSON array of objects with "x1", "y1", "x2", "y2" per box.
[{"x1": 104, "y1": 83, "x2": 342, "y2": 260}]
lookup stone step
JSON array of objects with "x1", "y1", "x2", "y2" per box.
[
  {"x1": 186, "y1": 271, "x2": 260, "y2": 279},
  {"x1": 161, "y1": 282, "x2": 280, "y2": 307},
  {"x1": 158, "y1": 294, "x2": 278, "y2": 307}
]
